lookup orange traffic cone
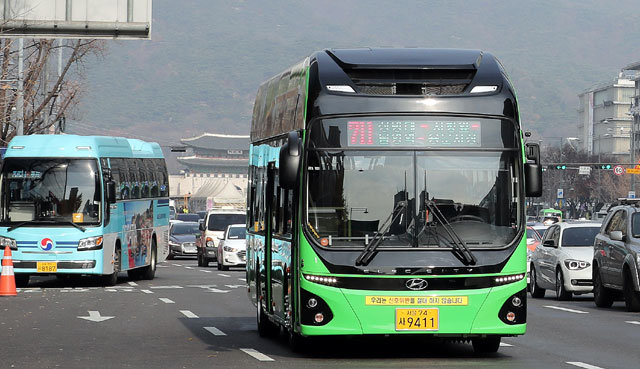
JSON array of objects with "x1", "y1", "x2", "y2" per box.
[{"x1": 0, "y1": 245, "x2": 17, "y2": 296}]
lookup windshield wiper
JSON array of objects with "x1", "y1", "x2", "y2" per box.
[
  {"x1": 355, "y1": 200, "x2": 407, "y2": 266},
  {"x1": 424, "y1": 199, "x2": 477, "y2": 266},
  {"x1": 7, "y1": 219, "x2": 86, "y2": 232}
]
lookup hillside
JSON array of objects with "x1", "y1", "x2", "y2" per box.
[{"x1": 72, "y1": 0, "x2": 640, "y2": 151}]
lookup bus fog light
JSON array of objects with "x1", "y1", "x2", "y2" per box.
[
  {"x1": 307, "y1": 298, "x2": 318, "y2": 308},
  {"x1": 506, "y1": 312, "x2": 516, "y2": 322},
  {"x1": 314, "y1": 312, "x2": 324, "y2": 323},
  {"x1": 511, "y1": 296, "x2": 522, "y2": 307}
]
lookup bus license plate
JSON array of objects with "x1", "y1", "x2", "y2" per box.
[
  {"x1": 37, "y1": 262, "x2": 57, "y2": 273},
  {"x1": 395, "y1": 308, "x2": 439, "y2": 331}
]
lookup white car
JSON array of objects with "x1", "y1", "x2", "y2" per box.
[
  {"x1": 216, "y1": 224, "x2": 247, "y2": 270},
  {"x1": 529, "y1": 221, "x2": 601, "y2": 300}
]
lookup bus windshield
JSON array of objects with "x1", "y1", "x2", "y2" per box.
[
  {"x1": 306, "y1": 116, "x2": 519, "y2": 248},
  {"x1": 0, "y1": 158, "x2": 101, "y2": 225}
]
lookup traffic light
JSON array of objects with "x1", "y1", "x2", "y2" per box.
[
  {"x1": 600, "y1": 164, "x2": 612, "y2": 170},
  {"x1": 555, "y1": 165, "x2": 566, "y2": 170}
]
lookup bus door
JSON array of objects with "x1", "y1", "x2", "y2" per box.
[{"x1": 265, "y1": 162, "x2": 285, "y2": 318}]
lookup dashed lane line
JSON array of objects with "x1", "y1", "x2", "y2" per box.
[
  {"x1": 204, "y1": 327, "x2": 226, "y2": 336},
  {"x1": 185, "y1": 266, "x2": 193, "y2": 269},
  {"x1": 499, "y1": 342, "x2": 513, "y2": 347},
  {"x1": 149, "y1": 285, "x2": 183, "y2": 289},
  {"x1": 625, "y1": 321, "x2": 640, "y2": 325},
  {"x1": 238, "y1": 278, "x2": 246, "y2": 282},
  {"x1": 172, "y1": 263, "x2": 181, "y2": 267},
  {"x1": 180, "y1": 310, "x2": 199, "y2": 318},
  {"x1": 543, "y1": 305, "x2": 588, "y2": 314},
  {"x1": 159, "y1": 298, "x2": 175, "y2": 304},
  {"x1": 128, "y1": 281, "x2": 138, "y2": 286},
  {"x1": 200, "y1": 270, "x2": 212, "y2": 273},
  {"x1": 141, "y1": 289, "x2": 153, "y2": 294},
  {"x1": 240, "y1": 348, "x2": 274, "y2": 362},
  {"x1": 218, "y1": 273, "x2": 230, "y2": 277},
  {"x1": 567, "y1": 362, "x2": 605, "y2": 369}
]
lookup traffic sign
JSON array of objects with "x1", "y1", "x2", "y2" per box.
[
  {"x1": 629, "y1": 191, "x2": 636, "y2": 199},
  {"x1": 557, "y1": 188, "x2": 564, "y2": 199},
  {"x1": 627, "y1": 168, "x2": 640, "y2": 175},
  {"x1": 578, "y1": 166, "x2": 591, "y2": 175},
  {"x1": 614, "y1": 165, "x2": 624, "y2": 176}
]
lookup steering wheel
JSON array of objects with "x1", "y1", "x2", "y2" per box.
[{"x1": 449, "y1": 214, "x2": 486, "y2": 223}]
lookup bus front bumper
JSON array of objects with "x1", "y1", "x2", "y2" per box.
[{"x1": 298, "y1": 278, "x2": 527, "y2": 337}]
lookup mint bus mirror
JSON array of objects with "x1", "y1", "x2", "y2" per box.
[
  {"x1": 279, "y1": 131, "x2": 301, "y2": 189},
  {"x1": 106, "y1": 180, "x2": 116, "y2": 204}
]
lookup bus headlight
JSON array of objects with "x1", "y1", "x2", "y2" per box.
[
  {"x1": 0, "y1": 236, "x2": 17, "y2": 250},
  {"x1": 78, "y1": 236, "x2": 103, "y2": 251}
]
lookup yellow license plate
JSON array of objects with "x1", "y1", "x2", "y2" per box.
[
  {"x1": 395, "y1": 308, "x2": 439, "y2": 331},
  {"x1": 37, "y1": 262, "x2": 57, "y2": 273}
]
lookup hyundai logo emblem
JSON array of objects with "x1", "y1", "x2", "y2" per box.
[{"x1": 405, "y1": 278, "x2": 428, "y2": 291}]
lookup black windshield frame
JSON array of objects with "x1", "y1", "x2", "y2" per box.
[
  {"x1": 0, "y1": 157, "x2": 102, "y2": 227},
  {"x1": 303, "y1": 114, "x2": 523, "y2": 252}
]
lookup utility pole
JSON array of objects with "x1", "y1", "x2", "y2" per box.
[{"x1": 16, "y1": 38, "x2": 23, "y2": 136}]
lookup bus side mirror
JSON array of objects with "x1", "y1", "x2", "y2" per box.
[
  {"x1": 279, "y1": 131, "x2": 301, "y2": 190},
  {"x1": 525, "y1": 143, "x2": 542, "y2": 197},
  {"x1": 106, "y1": 180, "x2": 116, "y2": 204},
  {"x1": 199, "y1": 222, "x2": 205, "y2": 232}
]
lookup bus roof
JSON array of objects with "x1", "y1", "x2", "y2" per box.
[
  {"x1": 4, "y1": 134, "x2": 164, "y2": 159},
  {"x1": 251, "y1": 48, "x2": 518, "y2": 142}
]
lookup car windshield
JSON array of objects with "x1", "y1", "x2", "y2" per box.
[
  {"x1": 527, "y1": 228, "x2": 541, "y2": 242},
  {"x1": 0, "y1": 158, "x2": 101, "y2": 225},
  {"x1": 207, "y1": 213, "x2": 246, "y2": 231},
  {"x1": 306, "y1": 116, "x2": 520, "y2": 248},
  {"x1": 171, "y1": 222, "x2": 200, "y2": 235},
  {"x1": 227, "y1": 226, "x2": 246, "y2": 239},
  {"x1": 176, "y1": 213, "x2": 200, "y2": 222},
  {"x1": 561, "y1": 227, "x2": 600, "y2": 247}
]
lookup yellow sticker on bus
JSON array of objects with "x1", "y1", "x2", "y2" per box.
[{"x1": 366, "y1": 295, "x2": 468, "y2": 306}]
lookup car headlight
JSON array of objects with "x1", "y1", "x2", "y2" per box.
[
  {"x1": 78, "y1": 236, "x2": 103, "y2": 251},
  {"x1": 636, "y1": 253, "x2": 640, "y2": 268},
  {"x1": 223, "y1": 245, "x2": 238, "y2": 252},
  {"x1": 169, "y1": 241, "x2": 180, "y2": 247},
  {"x1": 564, "y1": 259, "x2": 590, "y2": 270},
  {"x1": 206, "y1": 237, "x2": 214, "y2": 247},
  {"x1": 0, "y1": 236, "x2": 17, "y2": 250}
]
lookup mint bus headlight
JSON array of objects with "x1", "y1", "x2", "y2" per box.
[
  {"x1": 78, "y1": 236, "x2": 103, "y2": 251},
  {"x1": 0, "y1": 236, "x2": 17, "y2": 250}
]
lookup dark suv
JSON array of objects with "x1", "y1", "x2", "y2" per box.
[{"x1": 593, "y1": 199, "x2": 640, "y2": 311}]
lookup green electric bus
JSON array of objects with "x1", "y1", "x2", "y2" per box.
[{"x1": 247, "y1": 48, "x2": 542, "y2": 353}]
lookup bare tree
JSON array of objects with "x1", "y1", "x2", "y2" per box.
[{"x1": 0, "y1": 38, "x2": 106, "y2": 145}]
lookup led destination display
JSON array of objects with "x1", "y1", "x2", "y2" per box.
[{"x1": 347, "y1": 120, "x2": 481, "y2": 147}]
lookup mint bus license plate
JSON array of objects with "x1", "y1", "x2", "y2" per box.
[{"x1": 395, "y1": 308, "x2": 439, "y2": 331}]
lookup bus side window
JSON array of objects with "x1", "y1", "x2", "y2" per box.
[
  {"x1": 129, "y1": 159, "x2": 140, "y2": 199},
  {"x1": 118, "y1": 159, "x2": 131, "y2": 200},
  {"x1": 273, "y1": 177, "x2": 281, "y2": 234},
  {"x1": 110, "y1": 158, "x2": 122, "y2": 200},
  {"x1": 158, "y1": 159, "x2": 169, "y2": 197},
  {"x1": 149, "y1": 159, "x2": 159, "y2": 198},
  {"x1": 140, "y1": 159, "x2": 151, "y2": 198}
]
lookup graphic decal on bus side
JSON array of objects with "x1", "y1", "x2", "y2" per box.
[{"x1": 123, "y1": 201, "x2": 154, "y2": 268}]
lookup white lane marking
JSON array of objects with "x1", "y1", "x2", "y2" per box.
[
  {"x1": 150, "y1": 285, "x2": 183, "y2": 289},
  {"x1": 543, "y1": 305, "x2": 588, "y2": 314},
  {"x1": 567, "y1": 362, "x2": 605, "y2": 369},
  {"x1": 159, "y1": 298, "x2": 175, "y2": 304},
  {"x1": 157, "y1": 265, "x2": 169, "y2": 268},
  {"x1": 106, "y1": 288, "x2": 134, "y2": 292},
  {"x1": 180, "y1": 310, "x2": 198, "y2": 318},
  {"x1": 185, "y1": 266, "x2": 193, "y2": 269},
  {"x1": 200, "y1": 270, "x2": 212, "y2": 273},
  {"x1": 218, "y1": 273, "x2": 230, "y2": 277},
  {"x1": 141, "y1": 289, "x2": 153, "y2": 294},
  {"x1": 128, "y1": 281, "x2": 138, "y2": 286},
  {"x1": 204, "y1": 326, "x2": 226, "y2": 336},
  {"x1": 499, "y1": 342, "x2": 513, "y2": 347},
  {"x1": 172, "y1": 263, "x2": 181, "y2": 267},
  {"x1": 187, "y1": 285, "x2": 218, "y2": 289},
  {"x1": 625, "y1": 320, "x2": 640, "y2": 325},
  {"x1": 240, "y1": 348, "x2": 274, "y2": 362},
  {"x1": 207, "y1": 288, "x2": 230, "y2": 293},
  {"x1": 238, "y1": 278, "x2": 246, "y2": 282},
  {"x1": 61, "y1": 288, "x2": 89, "y2": 292},
  {"x1": 225, "y1": 284, "x2": 244, "y2": 289},
  {"x1": 105, "y1": 289, "x2": 117, "y2": 292}
]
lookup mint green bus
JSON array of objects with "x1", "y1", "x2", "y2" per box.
[{"x1": 246, "y1": 48, "x2": 542, "y2": 353}]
